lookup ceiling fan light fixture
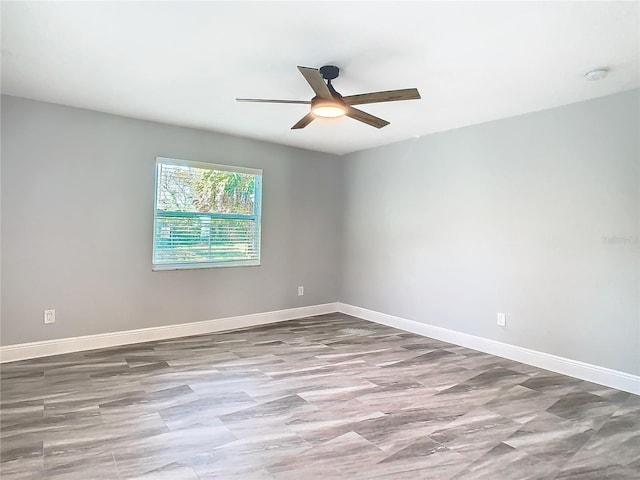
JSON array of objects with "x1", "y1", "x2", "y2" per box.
[{"x1": 311, "y1": 98, "x2": 346, "y2": 118}]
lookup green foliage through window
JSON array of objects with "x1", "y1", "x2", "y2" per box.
[{"x1": 153, "y1": 158, "x2": 262, "y2": 269}]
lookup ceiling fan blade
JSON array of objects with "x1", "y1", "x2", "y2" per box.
[
  {"x1": 346, "y1": 107, "x2": 390, "y2": 129},
  {"x1": 343, "y1": 88, "x2": 421, "y2": 106},
  {"x1": 236, "y1": 98, "x2": 310, "y2": 104},
  {"x1": 297, "y1": 66, "x2": 332, "y2": 99},
  {"x1": 291, "y1": 112, "x2": 315, "y2": 130}
]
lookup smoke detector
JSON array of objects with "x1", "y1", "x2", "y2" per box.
[{"x1": 584, "y1": 68, "x2": 609, "y2": 81}]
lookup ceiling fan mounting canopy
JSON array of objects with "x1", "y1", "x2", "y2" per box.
[
  {"x1": 236, "y1": 65, "x2": 421, "y2": 130},
  {"x1": 319, "y1": 65, "x2": 340, "y2": 82}
]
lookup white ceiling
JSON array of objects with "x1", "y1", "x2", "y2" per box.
[{"x1": 2, "y1": 1, "x2": 639, "y2": 155}]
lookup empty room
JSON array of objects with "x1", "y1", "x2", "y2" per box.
[{"x1": 1, "y1": 1, "x2": 639, "y2": 479}]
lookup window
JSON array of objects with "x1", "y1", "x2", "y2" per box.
[{"x1": 153, "y1": 157, "x2": 262, "y2": 270}]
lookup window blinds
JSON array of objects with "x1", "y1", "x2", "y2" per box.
[{"x1": 153, "y1": 158, "x2": 262, "y2": 269}]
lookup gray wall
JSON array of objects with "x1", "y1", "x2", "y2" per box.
[
  {"x1": 1, "y1": 95, "x2": 343, "y2": 345},
  {"x1": 3, "y1": 91, "x2": 639, "y2": 377},
  {"x1": 341, "y1": 90, "x2": 640, "y2": 375}
]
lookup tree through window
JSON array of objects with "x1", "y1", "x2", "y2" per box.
[{"x1": 153, "y1": 158, "x2": 262, "y2": 269}]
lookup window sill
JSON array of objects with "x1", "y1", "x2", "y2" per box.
[{"x1": 152, "y1": 260, "x2": 261, "y2": 271}]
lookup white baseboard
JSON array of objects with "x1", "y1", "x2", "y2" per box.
[
  {"x1": 3, "y1": 301, "x2": 638, "y2": 396},
  {"x1": 338, "y1": 303, "x2": 640, "y2": 395},
  {"x1": 0, "y1": 303, "x2": 339, "y2": 363}
]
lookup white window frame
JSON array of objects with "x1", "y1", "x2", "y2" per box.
[{"x1": 152, "y1": 157, "x2": 262, "y2": 270}]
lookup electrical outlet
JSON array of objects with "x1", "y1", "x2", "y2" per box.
[
  {"x1": 497, "y1": 312, "x2": 506, "y2": 327},
  {"x1": 44, "y1": 309, "x2": 56, "y2": 324},
  {"x1": 298, "y1": 286, "x2": 304, "y2": 296}
]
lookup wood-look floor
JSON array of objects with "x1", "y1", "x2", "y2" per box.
[{"x1": 1, "y1": 313, "x2": 639, "y2": 479}]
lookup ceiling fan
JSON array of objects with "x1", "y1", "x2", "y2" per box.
[{"x1": 236, "y1": 65, "x2": 421, "y2": 130}]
